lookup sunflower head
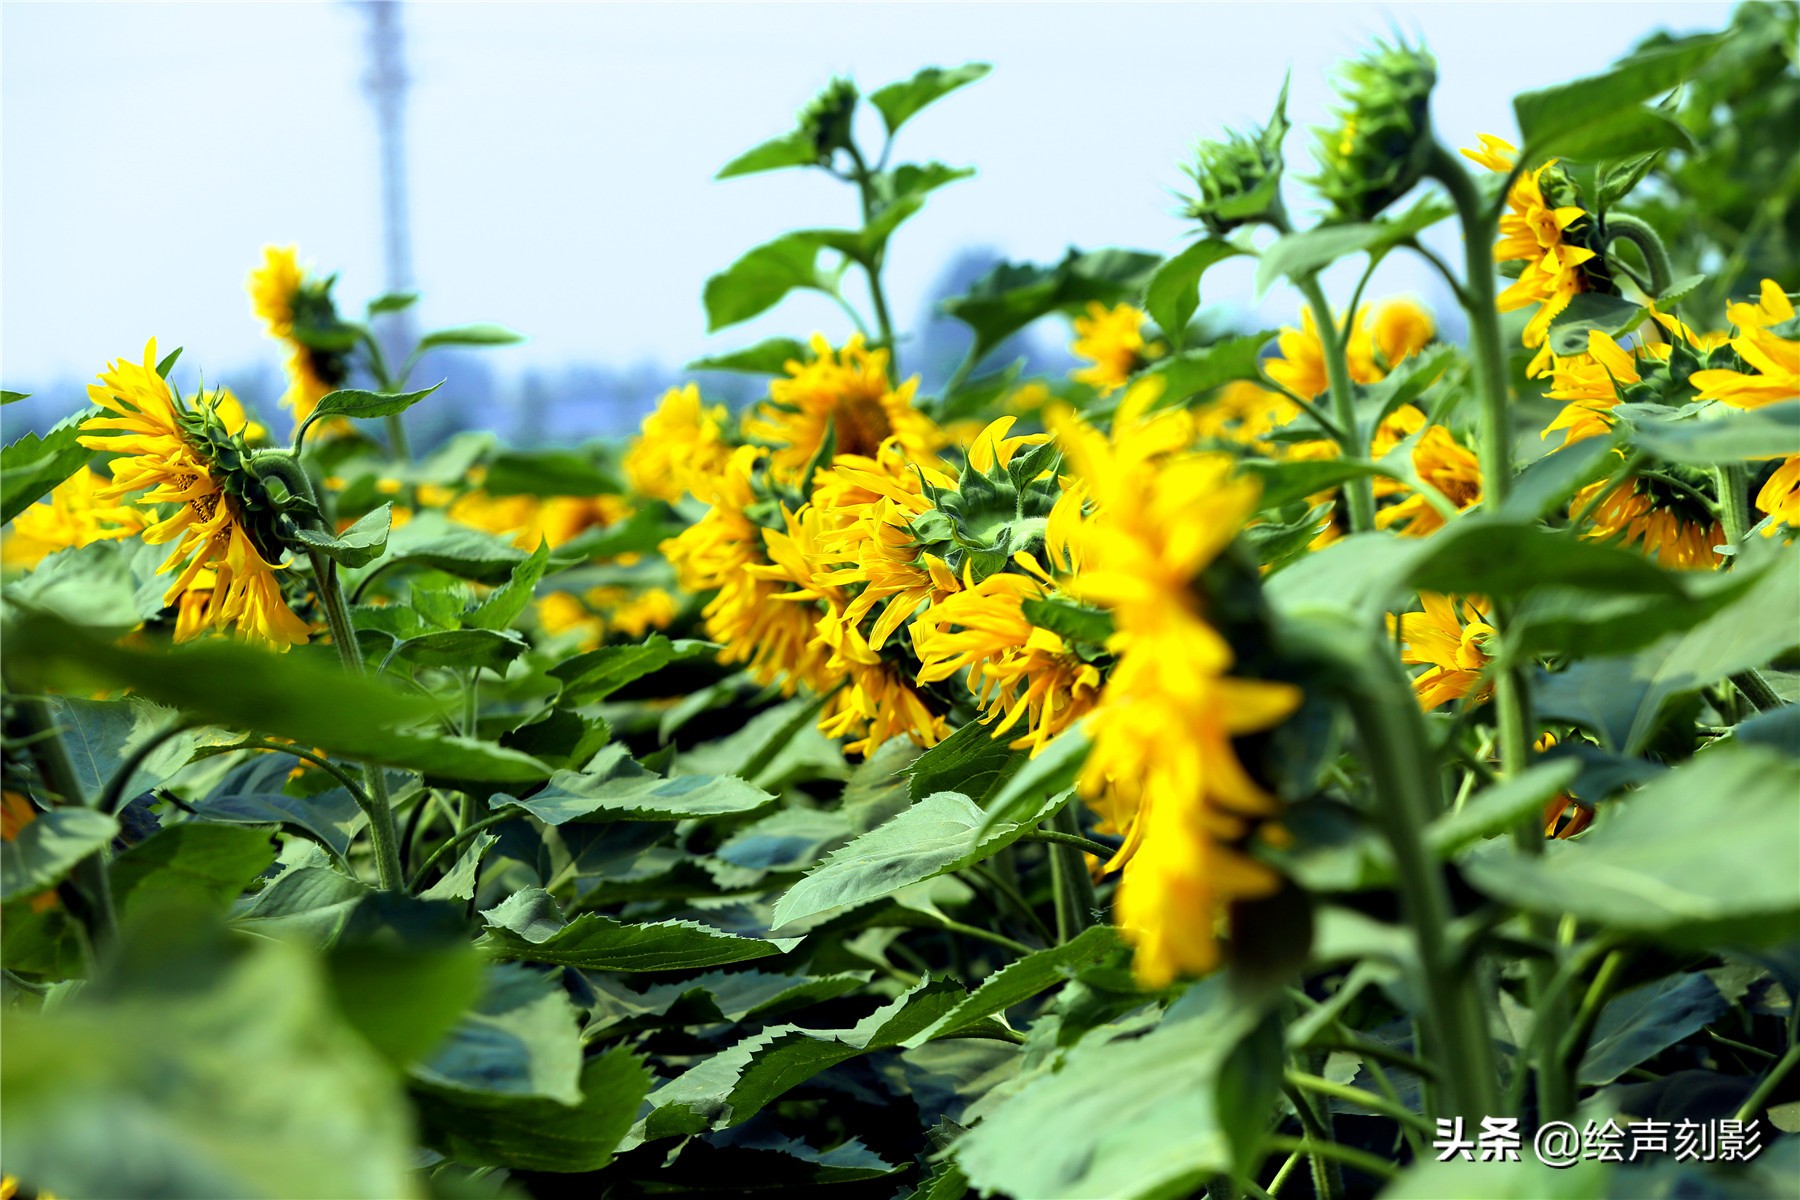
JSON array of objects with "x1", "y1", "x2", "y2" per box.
[
  {"x1": 1182, "y1": 78, "x2": 1290, "y2": 235},
  {"x1": 1311, "y1": 40, "x2": 1437, "y2": 222},
  {"x1": 178, "y1": 390, "x2": 311, "y2": 563},
  {"x1": 911, "y1": 418, "x2": 1062, "y2": 582},
  {"x1": 798, "y1": 77, "x2": 859, "y2": 164}
]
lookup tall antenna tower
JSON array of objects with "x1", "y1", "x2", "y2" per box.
[{"x1": 360, "y1": 1, "x2": 416, "y2": 361}]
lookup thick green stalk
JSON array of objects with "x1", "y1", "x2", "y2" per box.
[
  {"x1": 1603, "y1": 214, "x2": 1674, "y2": 298},
  {"x1": 1429, "y1": 139, "x2": 1570, "y2": 1118},
  {"x1": 1045, "y1": 801, "x2": 1098, "y2": 942},
  {"x1": 844, "y1": 141, "x2": 899, "y2": 381},
  {"x1": 1337, "y1": 637, "x2": 1499, "y2": 1119},
  {"x1": 1717, "y1": 463, "x2": 1752, "y2": 550},
  {"x1": 1294, "y1": 275, "x2": 1376, "y2": 534}
]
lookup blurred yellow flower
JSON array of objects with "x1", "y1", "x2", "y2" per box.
[
  {"x1": 745, "y1": 334, "x2": 939, "y2": 477},
  {"x1": 625, "y1": 383, "x2": 731, "y2": 502},
  {"x1": 2, "y1": 468, "x2": 146, "y2": 568},
  {"x1": 1691, "y1": 279, "x2": 1800, "y2": 410},
  {"x1": 1070, "y1": 302, "x2": 1162, "y2": 395}
]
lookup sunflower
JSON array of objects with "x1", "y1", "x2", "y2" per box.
[
  {"x1": 744, "y1": 334, "x2": 940, "y2": 478},
  {"x1": 1194, "y1": 381, "x2": 1303, "y2": 450},
  {"x1": 1573, "y1": 465, "x2": 1723, "y2": 569},
  {"x1": 1054, "y1": 384, "x2": 1300, "y2": 985},
  {"x1": 1070, "y1": 302, "x2": 1163, "y2": 395},
  {"x1": 1372, "y1": 405, "x2": 1483, "y2": 537},
  {"x1": 536, "y1": 586, "x2": 678, "y2": 649},
  {"x1": 448, "y1": 491, "x2": 632, "y2": 551},
  {"x1": 2, "y1": 468, "x2": 147, "y2": 568},
  {"x1": 814, "y1": 610, "x2": 948, "y2": 756},
  {"x1": 1690, "y1": 278, "x2": 1800, "y2": 410},
  {"x1": 1264, "y1": 300, "x2": 1434, "y2": 399},
  {"x1": 1542, "y1": 331, "x2": 1643, "y2": 446},
  {"x1": 1462, "y1": 135, "x2": 1597, "y2": 376},
  {"x1": 624, "y1": 384, "x2": 732, "y2": 502},
  {"x1": 1756, "y1": 456, "x2": 1800, "y2": 534},
  {"x1": 247, "y1": 245, "x2": 352, "y2": 427},
  {"x1": 78, "y1": 340, "x2": 311, "y2": 651},
  {"x1": 1391, "y1": 593, "x2": 1495, "y2": 711}
]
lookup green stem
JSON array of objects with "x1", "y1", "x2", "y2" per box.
[
  {"x1": 844, "y1": 141, "x2": 899, "y2": 381},
  {"x1": 1334, "y1": 636, "x2": 1499, "y2": 1120},
  {"x1": 407, "y1": 809, "x2": 513, "y2": 893},
  {"x1": 1020, "y1": 828, "x2": 1117, "y2": 862},
  {"x1": 1732, "y1": 669, "x2": 1785, "y2": 713},
  {"x1": 1603, "y1": 214, "x2": 1674, "y2": 298},
  {"x1": 1045, "y1": 801, "x2": 1098, "y2": 942},
  {"x1": 1294, "y1": 274, "x2": 1376, "y2": 533},
  {"x1": 384, "y1": 413, "x2": 412, "y2": 463},
  {"x1": 1716, "y1": 463, "x2": 1752, "y2": 551},
  {"x1": 1736, "y1": 1041, "x2": 1800, "y2": 1123},
  {"x1": 1280, "y1": 1081, "x2": 1343, "y2": 1200},
  {"x1": 937, "y1": 917, "x2": 1035, "y2": 958},
  {"x1": 1556, "y1": 948, "x2": 1629, "y2": 1075},
  {"x1": 1285, "y1": 1070, "x2": 1431, "y2": 1133},
  {"x1": 966, "y1": 860, "x2": 1055, "y2": 947},
  {"x1": 1260, "y1": 1136, "x2": 1397, "y2": 1182}
]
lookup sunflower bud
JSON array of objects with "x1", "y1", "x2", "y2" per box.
[
  {"x1": 1311, "y1": 40, "x2": 1437, "y2": 223},
  {"x1": 1183, "y1": 80, "x2": 1290, "y2": 235},
  {"x1": 798, "y1": 77, "x2": 859, "y2": 164}
]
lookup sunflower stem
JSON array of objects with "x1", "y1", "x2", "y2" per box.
[
  {"x1": 844, "y1": 140, "x2": 900, "y2": 382},
  {"x1": 1293, "y1": 274, "x2": 1377, "y2": 534},
  {"x1": 384, "y1": 413, "x2": 413, "y2": 464},
  {"x1": 1045, "y1": 800, "x2": 1098, "y2": 942},
  {"x1": 1603, "y1": 214, "x2": 1674, "y2": 298},
  {"x1": 1716, "y1": 463, "x2": 1752, "y2": 550}
]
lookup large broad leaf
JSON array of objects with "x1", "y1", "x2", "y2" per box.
[
  {"x1": 321, "y1": 894, "x2": 485, "y2": 1071},
  {"x1": 1141, "y1": 332, "x2": 1275, "y2": 405},
  {"x1": 361, "y1": 510, "x2": 526, "y2": 584},
  {"x1": 108, "y1": 823, "x2": 276, "y2": 922},
  {"x1": 703, "y1": 233, "x2": 829, "y2": 332},
  {"x1": 48, "y1": 696, "x2": 213, "y2": 802},
  {"x1": 0, "y1": 923, "x2": 417, "y2": 1200},
  {"x1": 191, "y1": 788, "x2": 365, "y2": 862},
  {"x1": 1547, "y1": 293, "x2": 1646, "y2": 356},
  {"x1": 551, "y1": 635, "x2": 722, "y2": 704},
  {"x1": 1514, "y1": 33, "x2": 1724, "y2": 161},
  {"x1": 717, "y1": 130, "x2": 819, "y2": 180},
  {"x1": 906, "y1": 719, "x2": 1021, "y2": 803},
  {"x1": 869, "y1": 62, "x2": 990, "y2": 135},
  {"x1": 940, "y1": 249, "x2": 1161, "y2": 366},
  {"x1": 413, "y1": 1046, "x2": 650, "y2": 1173},
  {"x1": 1142, "y1": 239, "x2": 1244, "y2": 343},
  {"x1": 772, "y1": 789, "x2": 1063, "y2": 929},
  {"x1": 412, "y1": 964, "x2": 583, "y2": 1104},
  {"x1": 231, "y1": 845, "x2": 370, "y2": 947},
  {"x1": 1382, "y1": 1156, "x2": 1610, "y2": 1199},
  {"x1": 1253, "y1": 195, "x2": 1453, "y2": 294},
  {"x1": 495, "y1": 753, "x2": 771, "y2": 825},
  {"x1": 1626, "y1": 399, "x2": 1800, "y2": 465},
  {"x1": 902, "y1": 924, "x2": 1126, "y2": 1046},
  {"x1": 310, "y1": 381, "x2": 443, "y2": 423},
  {"x1": 419, "y1": 832, "x2": 498, "y2": 902},
  {"x1": 979, "y1": 726, "x2": 1090, "y2": 835},
  {"x1": 954, "y1": 975, "x2": 1277, "y2": 1199},
  {"x1": 2, "y1": 539, "x2": 163, "y2": 632},
  {"x1": 1, "y1": 409, "x2": 95, "y2": 524},
  {"x1": 0, "y1": 807, "x2": 118, "y2": 903},
  {"x1": 688, "y1": 336, "x2": 811, "y2": 375},
  {"x1": 631, "y1": 977, "x2": 969, "y2": 1142},
  {"x1": 1578, "y1": 973, "x2": 1728, "y2": 1086},
  {"x1": 393, "y1": 628, "x2": 529, "y2": 675},
  {"x1": 5, "y1": 610, "x2": 551, "y2": 783},
  {"x1": 1462, "y1": 746, "x2": 1800, "y2": 948},
  {"x1": 586, "y1": 968, "x2": 870, "y2": 1030},
  {"x1": 479, "y1": 887, "x2": 798, "y2": 971},
  {"x1": 292, "y1": 504, "x2": 392, "y2": 569}
]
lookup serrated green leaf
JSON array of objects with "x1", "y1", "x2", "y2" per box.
[
  {"x1": 109, "y1": 823, "x2": 277, "y2": 921},
  {"x1": 1142, "y1": 332, "x2": 1276, "y2": 405},
  {"x1": 906, "y1": 720, "x2": 1021, "y2": 804},
  {"x1": 413, "y1": 964, "x2": 582, "y2": 1102},
  {"x1": 1020, "y1": 596, "x2": 1114, "y2": 648},
  {"x1": 869, "y1": 63, "x2": 991, "y2": 135},
  {"x1": 2, "y1": 410, "x2": 96, "y2": 524},
  {"x1": 979, "y1": 725, "x2": 1091, "y2": 837},
  {"x1": 1626, "y1": 399, "x2": 1800, "y2": 464},
  {"x1": 1548, "y1": 292, "x2": 1646, "y2": 356},
  {"x1": 292, "y1": 504, "x2": 392, "y2": 568},
  {"x1": 495, "y1": 754, "x2": 771, "y2": 824},
  {"x1": 1515, "y1": 33, "x2": 1724, "y2": 162},
  {"x1": 465, "y1": 541, "x2": 549, "y2": 632},
  {"x1": 1143, "y1": 239, "x2": 1244, "y2": 342},
  {"x1": 550, "y1": 634, "x2": 720, "y2": 703},
  {"x1": 1579, "y1": 973, "x2": 1728, "y2": 1086},
  {"x1": 395, "y1": 628, "x2": 529, "y2": 675},
  {"x1": 191, "y1": 788, "x2": 364, "y2": 861},
  {"x1": 904, "y1": 924, "x2": 1125, "y2": 1046},
  {"x1": 1253, "y1": 195, "x2": 1453, "y2": 294},
  {"x1": 420, "y1": 832, "x2": 498, "y2": 902},
  {"x1": 480, "y1": 888, "x2": 798, "y2": 970}
]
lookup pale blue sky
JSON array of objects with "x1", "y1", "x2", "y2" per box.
[{"x1": 2, "y1": 2, "x2": 1728, "y2": 396}]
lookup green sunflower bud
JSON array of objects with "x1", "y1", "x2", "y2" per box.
[
  {"x1": 1311, "y1": 40, "x2": 1437, "y2": 223},
  {"x1": 180, "y1": 402, "x2": 317, "y2": 563},
  {"x1": 1183, "y1": 79, "x2": 1290, "y2": 235},
  {"x1": 798, "y1": 77, "x2": 859, "y2": 164}
]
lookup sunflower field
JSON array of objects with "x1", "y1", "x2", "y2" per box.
[{"x1": 4, "y1": 6, "x2": 1800, "y2": 1199}]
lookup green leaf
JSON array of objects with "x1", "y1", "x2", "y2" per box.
[
  {"x1": 413, "y1": 1046, "x2": 649, "y2": 1173},
  {"x1": 481, "y1": 448, "x2": 624, "y2": 498},
  {"x1": 687, "y1": 337, "x2": 811, "y2": 375},
  {"x1": 420, "y1": 832, "x2": 498, "y2": 902},
  {"x1": 292, "y1": 503, "x2": 392, "y2": 568},
  {"x1": 0, "y1": 923, "x2": 419, "y2": 1200},
  {"x1": 717, "y1": 129, "x2": 819, "y2": 179},
  {"x1": 192, "y1": 788, "x2": 365, "y2": 862},
  {"x1": 48, "y1": 695, "x2": 208, "y2": 802},
  {"x1": 550, "y1": 634, "x2": 720, "y2": 704},
  {"x1": 418, "y1": 324, "x2": 525, "y2": 350},
  {"x1": 940, "y1": 249, "x2": 1161, "y2": 366},
  {"x1": 1500, "y1": 436, "x2": 1619, "y2": 521},
  {"x1": 703, "y1": 233, "x2": 829, "y2": 332},
  {"x1": 1, "y1": 389, "x2": 30, "y2": 404},
  {"x1": 1547, "y1": 292, "x2": 1645, "y2": 356},
  {"x1": 1240, "y1": 458, "x2": 1395, "y2": 511},
  {"x1": 1143, "y1": 239, "x2": 1244, "y2": 342},
  {"x1": 1253, "y1": 195, "x2": 1453, "y2": 294},
  {"x1": 1424, "y1": 760, "x2": 1582, "y2": 859},
  {"x1": 772, "y1": 789, "x2": 1060, "y2": 929},
  {"x1": 0, "y1": 807, "x2": 118, "y2": 903},
  {"x1": 633, "y1": 978, "x2": 969, "y2": 1142},
  {"x1": 869, "y1": 63, "x2": 991, "y2": 135},
  {"x1": 1578, "y1": 973, "x2": 1728, "y2": 1086},
  {"x1": 903, "y1": 925, "x2": 1126, "y2": 1046},
  {"x1": 311, "y1": 381, "x2": 444, "y2": 422},
  {"x1": 1141, "y1": 332, "x2": 1274, "y2": 405},
  {"x1": 906, "y1": 720, "x2": 1021, "y2": 804},
  {"x1": 480, "y1": 887, "x2": 798, "y2": 970},
  {"x1": 1382, "y1": 1156, "x2": 1610, "y2": 1199},
  {"x1": 413, "y1": 965, "x2": 583, "y2": 1103},
  {"x1": 955, "y1": 975, "x2": 1277, "y2": 1199},
  {"x1": 1462, "y1": 746, "x2": 1800, "y2": 948},
  {"x1": 323, "y1": 894, "x2": 485, "y2": 1070},
  {"x1": 1020, "y1": 596, "x2": 1114, "y2": 648},
  {"x1": 395, "y1": 628, "x2": 529, "y2": 675},
  {"x1": 108, "y1": 823, "x2": 277, "y2": 922},
  {"x1": 365, "y1": 291, "x2": 419, "y2": 315},
  {"x1": 1406, "y1": 516, "x2": 1686, "y2": 602},
  {"x1": 495, "y1": 756, "x2": 771, "y2": 825},
  {"x1": 979, "y1": 725, "x2": 1091, "y2": 836},
  {"x1": 466, "y1": 540, "x2": 550, "y2": 632},
  {"x1": 2, "y1": 540, "x2": 161, "y2": 632},
  {"x1": 1515, "y1": 33, "x2": 1724, "y2": 162},
  {"x1": 1626, "y1": 399, "x2": 1800, "y2": 464},
  {"x1": 1, "y1": 409, "x2": 96, "y2": 524},
  {"x1": 546, "y1": 503, "x2": 681, "y2": 567},
  {"x1": 232, "y1": 847, "x2": 370, "y2": 946},
  {"x1": 363, "y1": 511, "x2": 527, "y2": 584}
]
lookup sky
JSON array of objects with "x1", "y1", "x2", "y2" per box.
[{"x1": 2, "y1": 1, "x2": 1731, "y2": 407}]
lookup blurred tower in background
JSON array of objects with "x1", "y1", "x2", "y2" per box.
[{"x1": 360, "y1": 1, "x2": 416, "y2": 366}]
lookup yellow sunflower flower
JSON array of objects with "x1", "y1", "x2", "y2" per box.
[
  {"x1": 1054, "y1": 383, "x2": 1301, "y2": 986},
  {"x1": 1264, "y1": 300, "x2": 1433, "y2": 399},
  {"x1": 1391, "y1": 593, "x2": 1495, "y2": 711},
  {"x1": 1573, "y1": 467, "x2": 1723, "y2": 570},
  {"x1": 1070, "y1": 302, "x2": 1163, "y2": 395},
  {"x1": 625, "y1": 384, "x2": 732, "y2": 502},
  {"x1": 1690, "y1": 279, "x2": 1800, "y2": 410},
  {"x1": 1756, "y1": 456, "x2": 1800, "y2": 534},
  {"x1": 1462, "y1": 135, "x2": 1596, "y2": 376},
  {"x1": 1542, "y1": 331, "x2": 1643, "y2": 446},
  {"x1": 536, "y1": 586, "x2": 678, "y2": 649},
  {"x1": 448, "y1": 491, "x2": 631, "y2": 551},
  {"x1": 77, "y1": 341, "x2": 311, "y2": 651},
  {"x1": 2, "y1": 468, "x2": 147, "y2": 568},
  {"x1": 246, "y1": 245, "x2": 350, "y2": 427},
  {"x1": 1372, "y1": 405, "x2": 1483, "y2": 537},
  {"x1": 744, "y1": 334, "x2": 940, "y2": 478}
]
